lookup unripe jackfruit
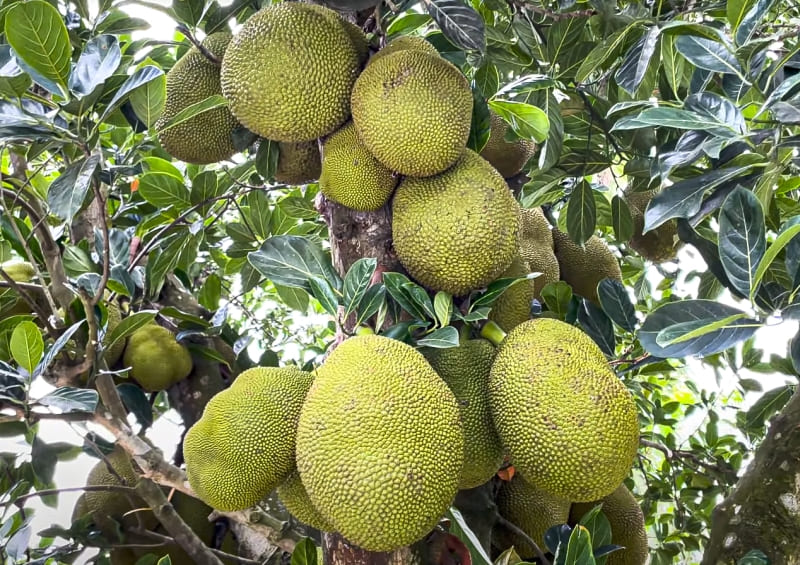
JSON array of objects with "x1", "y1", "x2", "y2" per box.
[
  {"x1": 518, "y1": 208, "x2": 559, "y2": 300},
  {"x1": 351, "y1": 49, "x2": 472, "y2": 176},
  {"x1": 277, "y1": 471, "x2": 335, "y2": 532},
  {"x1": 296, "y1": 335, "x2": 464, "y2": 552},
  {"x1": 479, "y1": 111, "x2": 537, "y2": 178},
  {"x1": 369, "y1": 35, "x2": 439, "y2": 65},
  {"x1": 319, "y1": 121, "x2": 397, "y2": 210},
  {"x1": 156, "y1": 33, "x2": 239, "y2": 164},
  {"x1": 488, "y1": 319, "x2": 639, "y2": 502},
  {"x1": 424, "y1": 339, "x2": 503, "y2": 489},
  {"x1": 275, "y1": 141, "x2": 321, "y2": 185},
  {"x1": 123, "y1": 324, "x2": 193, "y2": 392},
  {"x1": 625, "y1": 189, "x2": 681, "y2": 263},
  {"x1": 489, "y1": 256, "x2": 536, "y2": 332},
  {"x1": 104, "y1": 302, "x2": 124, "y2": 366},
  {"x1": 392, "y1": 150, "x2": 519, "y2": 296},
  {"x1": 220, "y1": 3, "x2": 359, "y2": 141},
  {"x1": 184, "y1": 366, "x2": 313, "y2": 511},
  {"x1": 552, "y1": 230, "x2": 621, "y2": 303}
]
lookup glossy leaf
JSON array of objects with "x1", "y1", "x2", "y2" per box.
[
  {"x1": 541, "y1": 281, "x2": 573, "y2": 320},
  {"x1": 615, "y1": 27, "x2": 660, "y2": 96},
  {"x1": 36, "y1": 387, "x2": 98, "y2": 413},
  {"x1": 291, "y1": 538, "x2": 318, "y2": 565},
  {"x1": 309, "y1": 276, "x2": 340, "y2": 317},
  {"x1": 155, "y1": 94, "x2": 228, "y2": 134},
  {"x1": 117, "y1": 383, "x2": 153, "y2": 430},
  {"x1": 425, "y1": 0, "x2": 486, "y2": 54},
  {"x1": 417, "y1": 326, "x2": 460, "y2": 348},
  {"x1": 354, "y1": 284, "x2": 386, "y2": 327},
  {"x1": 434, "y1": 291, "x2": 453, "y2": 328},
  {"x1": 736, "y1": 0, "x2": 780, "y2": 45},
  {"x1": 128, "y1": 72, "x2": 166, "y2": 128},
  {"x1": 446, "y1": 507, "x2": 493, "y2": 565},
  {"x1": 597, "y1": 279, "x2": 637, "y2": 332},
  {"x1": 100, "y1": 65, "x2": 164, "y2": 122},
  {"x1": 564, "y1": 525, "x2": 595, "y2": 565},
  {"x1": 68, "y1": 35, "x2": 121, "y2": 96},
  {"x1": 576, "y1": 24, "x2": 642, "y2": 83},
  {"x1": 612, "y1": 107, "x2": 742, "y2": 138},
  {"x1": 743, "y1": 385, "x2": 795, "y2": 430},
  {"x1": 674, "y1": 35, "x2": 743, "y2": 76},
  {"x1": 751, "y1": 220, "x2": 800, "y2": 299},
  {"x1": 249, "y1": 236, "x2": 341, "y2": 292},
  {"x1": 138, "y1": 172, "x2": 191, "y2": 210},
  {"x1": 34, "y1": 320, "x2": 85, "y2": 378},
  {"x1": 611, "y1": 195, "x2": 633, "y2": 243},
  {"x1": 343, "y1": 258, "x2": 377, "y2": 317},
  {"x1": 10, "y1": 321, "x2": 43, "y2": 375},
  {"x1": 47, "y1": 154, "x2": 101, "y2": 223},
  {"x1": 578, "y1": 300, "x2": 615, "y2": 357},
  {"x1": 566, "y1": 181, "x2": 596, "y2": 246},
  {"x1": 488, "y1": 99, "x2": 549, "y2": 143},
  {"x1": 718, "y1": 186, "x2": 766, "y2": 297}
]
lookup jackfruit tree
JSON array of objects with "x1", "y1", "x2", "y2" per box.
[{"x1": 1, "y1": 1, "x2": 799, "y2": 565}]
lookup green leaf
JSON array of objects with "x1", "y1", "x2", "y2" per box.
[
  {"x1": 546, "y1": 15, "x2": 588, "y2": 71},
  {"x1": 467, "y1": 91, "x2": 491, "y2": 153},
  {"x1": 138, "y1": 172, "x2": 191, "y2": 210},
  {"x1": 541, "y1": 281, "x2": 573, "y2": 320},
  {"x1": 751, "y1": 220, "x2": 800, "y2": 299},
  {"x1": 576, "y1": 24, "x2": 642, "y2": 83},
  {"x1": 564, "y1": 525, "x2": 595, "y2": 565},
  {"x1": 728, "y1": 0, "x2": 755, "y2": 36},
  {"x1": 11, "y1": 321, "x2": 43, "y2": 375},
  {"x1": 735, "y1": 0, "x2": 779, "y2": 45},
  {"x1": 578, "y1": 300, "x2": 615, "y2": 357},
  {"x1": 291, "y1": 538, "x2": 318, "y2": 565},
  {"x1": 47, "y1": 154, "x2": 101, "y2": 223},
  {"x1": 386, "y1": 13, "x2": 431, "y2": 36},
  {"x1": 488, "y1": 99, "x2": 549, "y2": 143},
  {"x1": 674, "y1": 35, "x2": 744, "y2": 77},
  {"x1": 612, "y1": 107, "x2": 741, "y2": 138},
  {"x1": 116, "y1": 383, "x2": 153, "y2": 430},
  {"x1": 417, "y1": 326, "x2": 460, "y2": 348},
  {"x1": 4, "y1": 1, "x2": 71, "y2": 92},
  {"x1": 35, "y1": 320, "x2": 85, "y2": 377},
  {"x1": 434, "y1": 291, "x2": 453, "y2": 328},
  {"x1": 566, "y1": 181, "x2": 596, "y2": 246},
  {"x1": 354, "y1": 284, "x2": 386, "y2": 327},
  {"x1": 256, "y1": 139, "x2": 280, "y2": 180},
  {"x1": 660, "y1": 35, "x2": 687, "y2": 97},
  {"x1": 597, "y1": 279, "x2": 637, "y2": 332},
  {"x1": 68, "y1": 35, "x2": 121, "y2": 97},
  {"x1": 245, "y1": 190, "x2": 272, "y2": 239},
  {"x1": 718, "y1": 186, "x2": 766, "y2": 297},
  {"x1": 383, "y1": 272, "x2": 429, "y2": 320},
  {"x1": 36, "y1": 387, "x2": 98, "y2": 413},
  {"x1": 343, "y1": 258, "x2": 377, "y2": 318},
  {"x1": 474, "y1": 63, "x2": 500, "y2": 98},
  {"x1": 0, "y1": 46, "x2": 32, "y2": 98},
  {"x1": 309, "y1": 276, "x2": 339, "y2": 317},
  {"x1": 655, "y1": 313, "x2": 755, "y2": 347},
  {"x1": 446, "y1": 507, "x2": 493, "y2": 565},
  {"x1": 190, "y1": 170, "x2": 222, "y2": 206},
  {"x1": 249, "y1": 235, "x2": 342, "y2": 292},
  {"x1": 280, "y1": 196, "x2": 317, "y2": 220},
  {"x1": 611, "y1": 195, "x2": 633, "y2": 243},
  {"x1": 425, "y1": 0, "x2": 486, "y2": 54},
  {"x1": 129, "y1": 72, "x2": 166, "y2": 128},
  {"x1": 577, "y1": 504, "x2": 612, "y2": 553},
  {"x1": 472, "y1": 276, "x2": 526, "y2": 309},
  {"x1": 154, "y1": 93, "x2": 228, "y2": 134},
  {"x1": 743, "y1": 385, "x2": 795, "y2": 430},
  {"x1": 275, "y1": 284, "x2": 310, "y2": 312},
  {"x1": 104, "y1": 311, "x2": 158, "y2": 356},
  {"x1": 615, "y1": 27, "x2": 660, "y2": 96},
  {"x1": 100, "y1": 65, "x2": 164, "y2": 122}
]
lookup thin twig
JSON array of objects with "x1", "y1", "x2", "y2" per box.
[
  {"x1": 10, "y1": 484, "x2": 136, "y2": 505},
  {"x1": 135, "y1": 529, "x2": 262, "y2": 565},
  {"x1": 495, "y1": 514, "x2": 551, "y2": 565},
  {"x1": 90, "y1": 176, "x2": 111, "y2": 307},
  {"x1": 176, "y1": 24, "x2": 221, "y2": 65}
]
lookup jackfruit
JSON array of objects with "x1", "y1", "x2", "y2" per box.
[
  {"x1": 304, "y1": 4, "x2": 369, "y2": 67},
  {"x1": 488, "y1": 318, "x2": 639, "y2": 502},
  {"x1": 278, "y1": 470, "x2": 335, "y2": 532},
  {"x1": 489, "y1": 256, "x2": 536, "y2": 332},
  {"x1": 103, "y1": 302, "x2": 124, "y2": 366},
  {"x1": 156, "y1": 33, "x2": 239, "y2": 164},
  {"x1": 552, "y1": 230, "x2": 621, "y2": 303},
  {"x1": 184, "y1": 366, "x2": 313, "y2": 512},
  {"x1": 122, "y1": 324, "x2": 193, "y2": 392},
  {"x1": 423, "y1": 339, "x2": 503, "y2": 489},
  {"x1": 319, "y1": 121, "x2": 397, "y2": 210},
  {"x1": 275, "y1": 141, "x2": 322, "y2": 185},
  {"x1": 493, "y1": 474, "x2": 570, "y2": 558},
  {"x1": 625, "y1": 189, "x2": 681, "y2": 263},
  {"x1": 392, "y1": 149, "x2": 519, "y2": 295},
  {"x1": 0, "y1": 260, "x2": 35, "y2": 282},
  {"x1": 369, "y1": 35, "x2": 439, "y2": 65},
  {"x1": 518, "y1": 208, "x2": 559, "y2": 300},
  {"x1": 220, "y1": 2, "x2": 359, "y2": 141},
  {"x1": 351, "y1": 49, "x2": 472, "y2": 176},
  {"x1": 71, "y1": 493, "x2": 89, "y2": 523},
  {"x1": 479, "y1": 111, "x2": 537, "y2": 178},
  {"x1": 569, "y1": 485, "x2": 648, "y2": 565},
  {"x1": 296, "y1": 335, "x2": 464, "y2": 552}
]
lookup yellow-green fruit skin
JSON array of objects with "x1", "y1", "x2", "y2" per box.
[
  {"x1": 489, "y1": 256, "x2": 536, "y2": 332},
  {"x1": 368, "y1": 35, "x2": 439, "y2": 65},
  {"x1": 479, "y1": 111, "x2": 537, "y2": 178},
  {"x1": 184, "y1": 366, "x2": 313, "y2": 512},
  {"x1": 220, "y1": 3, "x2": 359, "y2": 141},
  {"x1": 122, "y1": 324, "x2": 193, "y2": 392},
  {"x1": 277, "y1": 471, "x2": 335, "y2": 532},
  {"x1": 275, "y1": 141, "x2": 321, "y2": 185},
  {"x1": 392, "y1": 150, "x2": 519, "y2": 296},
  {"x1": 552, "y1": 230, "x2": 622, "y2": 303},
  {"x1": 570, "y1": 485, "x2": 648, "y2": 565},
  {"x1": 296, "y1": 335, "x2": 464, "y2": 552},
  {"x1": 488, "y1": 319, "x2": 639, "y2": 502},
  {"x1": 494, "y1": 475, "x2": 571, "y2": 558},
  {"x1": 340, "y1": 19, "x2": 370, "y2": 66},
  {"x1": 320, "y1": 121, "x2": 398, "y2": 211},
  {"x1": 518, "y1": 208, "x2": 559, "y2": 300},
  {"x1": 103, "y1": 302, "x2": 124, "y2": 366},
  {"x1": 1, "y1": 261, "x2": 36, "y2": 282},
  {"x1": 625, "y1": 189, "x2": 681, "y2": 263},
  {"x1": 351, "y1": 49, "x2": 472, "y2": 176},
  {"x1": 424, "y1": 339, "x2": 503, "y2": 489},
  {"x1": 156, "y1": 33, "x2": 238, "y2": 164}
]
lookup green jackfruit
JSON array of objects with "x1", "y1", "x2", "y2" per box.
[
  {"x1": 275, "y1": 141, "x2": 321, "y2": 185},
  {"x1": 296, "y1": 335, "x2": 464, "y2": 552},
  {"x1": 570, "y1": 485, "x2": 648, "y2": 565},
  {"x1": 104, "y1": 302, "x2": 124, "y2": 366},
  {"x1": 424, "y1": 339, "x2": 503, "y2": 489},
  {"x1": 369, "y1": 35, "x2": 439, "y2": 65},
  {"x1": 494, "y1": 474, "x2": 570, "y2": 558},
  {"x1": 319, "y1": 121, "x2": 397, "y2": 210},
  {"x1": 304, "y1": 4, "x2": 369, "y2": 67},
  {"x1": 392, "y1": 150, "x2": 519, "y2": 295},
  {"x1": 156, "y1": 33, "x2": 239, "y2": 164},
  {"x1": 518, "y1": 208, "x2": 559, "y2": 300},
  {"x1": 278, "y1": 470, "x2": 335, "y2": 532},
  {"x1": 479, "y1": 111, "x2": 537, "y2": 178},
  {"x1": 489, "y1": 256, "x2": 536, "y2": 332},
  {"x1": 184, "y1": 366, "x2": 313, "y2": 511},
  {"x1": 123, "y1": 324, "x2": 193, "y2": 392},
  {"x1": 625, "y1": 189, "x2": 681, "y2": 263},
  {"x1": 552, "y1": 230, "x2": 621, "y2": 303},
  {"x1": 0, "y1": 261, "x2": 35, "y2": 282},
  {"x1": 351, "y1": 49, "x2": 472, "y2": 176},
  {"x1": 220, "y1": 2, "x2": 359, "y2": 141},
  {"x1": 488, "y1": 318, "x2": 639, "y2": 502}
]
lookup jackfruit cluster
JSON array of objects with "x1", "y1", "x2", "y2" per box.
[
  {"x1": 274, "y1": 141, "x2": 322, "y2": 185},
  {"x1": 122, "y1": 323, "x2": 193, "y2": 392},
  {"x1": 624, "y1": 188, "x2": 682, "y2": 263},
  {"x1": 519, "y1": 207, "x2": 560, "y2": 300},
  {"x1": 479, "y1": 110, "x2": 538, "y2": 178},
  {"x1": 553, "y1": 228, "x2": 622, "y2": 303}
]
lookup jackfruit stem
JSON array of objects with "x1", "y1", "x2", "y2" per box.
[{"x1": 480, "y1": 320, "x2": 507, "y2": 346}]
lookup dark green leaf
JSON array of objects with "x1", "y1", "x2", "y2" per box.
[
  {"x1": 684, "y1": 92, "x2": 745, "y2": 134},
  {"x1": 791, "y1": 327, "x2": 800, "y2": 375},
  {"x1": 354, "y1": 284, "x2": 386, "y2": 326},
  {"x1": 417, "y1": 326, "x2": 460, "y2": 348},
  {"x1": 612, "y1": 107, "x2": 741, "y2": 138},
  {"x1": 48, "y1": 154, "x2": 101, "y2": 223},
  {"x1": 674, "y1": 35, "x2": 743, "y2": 76},
  {"x1": 104, "y1": 311, "x2": 158, "y2": 355},
  {"x1": 309, "y1": 276, "x2": 339, "y2": 317},
  {"x1": 36, "y1": 387, "x2": 98, "y2": 413},
  {"x1": 280, "y1": 196, "x2": 318, "y2": 220},
  {"x1": 474, "y1": 63, "x2": 499, "y2": 98},
  {"x1": 578, "y1": 300, "x2": 615, "y2": 357},
  {"x1": 11, "y1": 321, "x2": 42, "y2": 375},
  {"x1": 446, "y1": 507, "x2": 493, "y2": 565},
  {"x1": 275, "y1": 284, "x2": 310, "y2": 312},
  {"x1": 129, "y1": 72, "x2": 166, "y2": 128},
  {"x1": 68, "y1": 35, "x2": 121, "y2": 97},
  {"x1": 138, "y1": 172, "x2": 191, "y2": 210},
  {"x1": 383, "y1": 272, "x2": 429, "y2": 320},
  {"x1": 256, "y1": 139, "x2": 280, "y2": 180},
  {"x1": 744, "y1": 385, "x2": 795, "y2": 430},
  {"x1": 751, "y1": 219, "x2": 800, "y2": 298},
  {"x1": 34, "y1": 320, "x2": 85, "y2": 378},
  {"x1": 291, "y1": 538, "x2": 318, "y2": 565},
  {"x1": 403, "y1": 283, "x2": 436, "y2": 320},
  {"x1": 343, "y1": 258, "x2": 377, "y2": 317},
  {"x1": 541, "y1": 281, "x2": 573, "y2": 319},
  {"x1": 611, "y1": 195, "x2": 633, "y2": 243},
  {"x1": 735, "y1": 0, "x2": 779, "y2": 45},
  {"x1": 566, "y1": 181, "x2": 596, "y2": 246},
  {"x1": 615, "y1": 27, "x2": 660, "y2": 96},
  {"x1": 576, "y1": 504, "x2": 612, "y2": 552},
  {"x1": 564, "y1": 525, "x2": 595, "y2": 565},
  {"x1": 248, "y1": 235, "x2": 341, "y2": 292},
  {"x1": 473, "y1": 277, "x2": 526, "y2": 309},
  {"x1": 425, "y1": 0, "x2": 486, "y2": 54},
  {"x1": 190, "y1": 170, "x2": 221, "y2": 206},
  {"x1": 100, "y1": 65, "x2": 164, "y2": 122},
  {"x1": 718, "y1": 186, "x2": 766, "y2": 297},
  {"x1": 245, "y1": 190, "x2": 272, "y2": 239},
  {"x1": 546, "y1": 15, "x2": 588, "y2": 70},
  {"x1": 0, "y1": 45, "x2": 32, "y2": 97},
  {"x1": 116, "y1": 383, "x2": 153, "y2": 430},
  {"x1": 576, "y1": 24, "x2": 642, "y2": 83},
  {"x1": 488, "y1": 99, "x2": 549, "y2": 143},
  {"x1": 468, "y1": 91, "x2": 491, "y2": 153},
  {"x1": 597, "y1": 279, "x2": 637, "y2": 332}
]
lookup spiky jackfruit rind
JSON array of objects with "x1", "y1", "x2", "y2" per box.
[
  {"x1": 275, "y1": 141, "x2": 321, "y2": 185},
  {"x1": 156, "y1": 33, "x2": 239, "y2": 164},
  {"x1": 122, "y1": 324, "x2": 193, "y2": 392},
  {"x1": 489, "y1": 256, "x2": 536, "y2": 332},
  {"x1": 479, "y1": 111, "x2": 537, "y2": 178},
  {"x1": 220, "y1": 3, "x2": 359, "y2": 141},
  {"x1": 518, "y1": 208, "x2": 559, "y2": 300},
  {"x1": 488, "y1": 318, "x2": 639, "y2": 502},
  {"x1": 296, "y1": 335, "x2": 464, "y2": 552},
  {"x1": 277, "y1": 471, "x2": 335, "y2": 532},
  {"x1": 351, "y1": 49, "x2": 472, "y2": 177},
  {"x1": 552, "y1": 230, "x2": 622, "y2": 303},
  {"x1": 103, "y1": 302, "x2": 124, "y2": 366},
  {"x1": 424, "y1": 339, "x2": 503, "y2": 489},
  {"x1": 625, "y1": 189, "x2": 681, "y2": 263},
  {"x1": 319, "y1": 121, "x2": 397, "y2": 211},
  {"x1": 368, "y1": 35, "x2": 439, "y2": 65},
  {"x1": 184, "y1": 366, "x2": 313, "y2": 512}
]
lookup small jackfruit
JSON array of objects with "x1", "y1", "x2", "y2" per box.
[
  {"x1": 275, "y1": 141, "x2": 321, "y2": 185},
  {"x1": 625, "y1": 189, "x2": 681, "y2": 263},
  {"x1": 319, "y1": 121, "x2": 397, "y2": 211},
  {"x1": 493, "y1": 474, "x2": 571, "y2": 558},
  {"x1": 488, "y1": 318, "x2": 639, "y2": 502},
  {"x1": 184, "y1": 366, "x2": 313, "y2": 512},
  {"x1": 552, "y1": 230, "x2": 622, "y2": 303},
  {"x1": 368, "y1": 35, "x2": 439, "y2": 65},
  {"x1": 220, "y1": 2, "x2": 359, "y2": 141},
  {"x1": 351, "y1": 49, "x2": 472, "y2": 176},
  {"x1": 479, "y1": 111, "x2": 537, "y2": 178},
  {"x1": 569, "y1": 485, "x2": 648, "y2": 565},
  {"x1": 518, "y1": 208, "x2": 559, "y2": 300},
  {"x1": 156, "y1": 33, "x2": 239, "y2": 164},
  {"x1": 392, "y1": 150, "x2": 519, "y2": 296},
  {"x1": 0, "y1": 261, "x2": 36, "y2": 282},
  {"x1": 296, "y1": 335, "x2": 464, "y2": 552},
  {"x1": 489, "y1": 256, "x2": 536, "y2": 332},
  {"x1": 424, "y1": 339, "x2": 503, "y2": 489},
  {"x1": 122, "y1": 324, "x2": 193, "y2": 392},
  {"x1": 103, "y1": 302, "x2": 124, "y2": 367},
  {"x1": 278, "y1": 470, "x2": 335, "y2": 532}
]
